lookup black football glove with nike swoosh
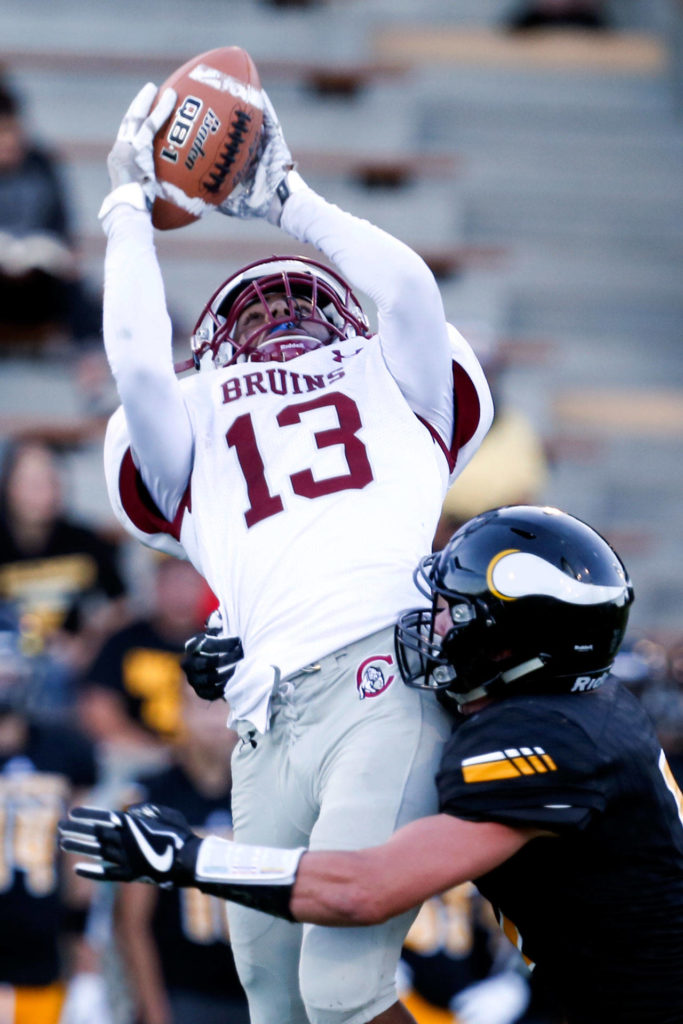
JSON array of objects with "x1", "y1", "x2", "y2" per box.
[
  {"x1": 58, "y1": 804, "x2": 201, "y2": 886},
  {"x1": 59, "y1": 802, "x2": 306, "y2": 921}
]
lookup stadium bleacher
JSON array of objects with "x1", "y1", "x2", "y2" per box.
[{"x1": 0, "y1": 0, "x2": 681, "y2": 634}]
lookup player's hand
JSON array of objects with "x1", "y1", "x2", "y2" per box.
[
  {"x1": 105, "y1": 83, "x2": 177, "y2": 207},
  {"x1": 181, "y1": 632, "x2": 244, "y2": 701},
  {"x1": 58, "y1": 803, "x2": 200, "y2": 886},
  {"x1": 218, "y1": 89, "x2": 297, "y2": 224}
]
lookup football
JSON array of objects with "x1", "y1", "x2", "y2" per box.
[{"x1": 151, "y1": 46, "x2": 264, "y2": 230}]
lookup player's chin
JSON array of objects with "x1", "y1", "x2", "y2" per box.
[{"x1": 249, "y1": 335, "x2": 329, "y2": 363}]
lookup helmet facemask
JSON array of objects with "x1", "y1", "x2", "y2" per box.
[
  {"x1": 396, "y1": 556, "x2": 513, "y2": 704},
  {"x1": 182, "y1": 256, "x2": 371, "y2": 371}
]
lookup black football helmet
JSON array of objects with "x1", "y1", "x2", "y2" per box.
[
  {"x1": 176, "y1": 255, "x2": 371, "y2": 371},
  {"x1": 396, "y1": 505, "x2": 634, "y2": 706}
]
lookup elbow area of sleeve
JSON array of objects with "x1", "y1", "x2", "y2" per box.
[
  {"x1": 106, "y1": 347, "x2": 172, "y2": 404},
  {"x1": 380, "y1": 253, "x2": 443, "y2": 321}
]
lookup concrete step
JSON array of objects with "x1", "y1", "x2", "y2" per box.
[
  {"x1": 0, "y1": 0, "x2": 369, "y2": 63},
  {"x1": 546, "y1": 434, "x2": 683, "y2": 634},
  {"x1": 415, "y1": 68, "x2": 677, "y2": 139}
]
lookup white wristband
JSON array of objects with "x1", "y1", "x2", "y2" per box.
[
  {"x1": 196, "y1": 835, "x2": 306, "y2": 886},
  {"x1": 98, "y1": 183, "x2": 150, "y2": 222}
]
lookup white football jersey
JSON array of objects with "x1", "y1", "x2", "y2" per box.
[{"x1": 105, "y1": 327, "x2": 490, "y2": 730}]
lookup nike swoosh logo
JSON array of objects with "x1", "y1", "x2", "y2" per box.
[{"x1": 128, "y1": 817, "x2": 174, "y2": 874}]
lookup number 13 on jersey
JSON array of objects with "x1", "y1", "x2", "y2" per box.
[{"x1": 226, "y1": 392, "x2": 374, "y2": 527}]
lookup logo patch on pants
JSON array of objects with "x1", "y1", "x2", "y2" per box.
[{"x1": 356, "y1": 654, "x2": 395, "y2": 699}]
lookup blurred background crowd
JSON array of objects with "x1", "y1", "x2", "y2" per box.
[{"x1": 0, "y1": 0, "x2": 681, "y2": 1022}]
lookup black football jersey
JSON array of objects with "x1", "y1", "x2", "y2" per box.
[
  {"x1": 136, "y1": 763, "x2": 247, "y2": 1000},
  {"x1": 0, "y1": 720, "x2": 97, "y2": 985},
  {"x1": 0, "y1": 517, "x2": 125, "y2": 637},
  {"x1": 81, "y1": 619, "x2": 185, "y2": 739},
  {"x1": 437, "y1": 680, "x2": 683, "y2": 1024},
  {"x1": 401, "y1": 884, "x2": 499, "y2": 1008}
]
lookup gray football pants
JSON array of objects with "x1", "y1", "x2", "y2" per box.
[{"x1": 227, "y1": 626, "x2": 451, "y2": 1024}]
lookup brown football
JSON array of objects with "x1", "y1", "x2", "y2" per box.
[{"x1": 151, "y1": 46, "x2": 264, "y2": 230}]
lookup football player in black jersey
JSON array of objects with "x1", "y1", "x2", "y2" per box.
[
  {"x1": 0, "y1": 609, "x2": 99, "y2": 1024},
  {"x1": 115, "y1": 689, "x2": 249, "y2": 1024},
  {"x1": 61, "y1": 506, "x2": 683, "y2": 1024}
]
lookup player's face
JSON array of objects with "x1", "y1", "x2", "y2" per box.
[
  {"x1": 0, "y1": 115, "x2": 25, "y2": 171},
  {"x1": 233, "y1": 290, "x2": 331, "y2": 350},
  {"x1": 433, "y1": 598, "x2": 453, "y2": 639},
  {"x1": 433, "y1": 596, "x2": 494, "y2": 716},
  {"x1": 6, "y1": 443, "x2": 63, "y2": 527}
]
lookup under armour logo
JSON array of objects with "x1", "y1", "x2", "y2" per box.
[{"x1": 331, "y1": 347, "x2": 363, "y2": 363}]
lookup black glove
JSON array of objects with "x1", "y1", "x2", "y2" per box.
[
  {"x1": 60, "y1": 802, "x2": 305, "y2": 921},
  {"x1": 58, "y1": 803, "x2": 201, "y2": 886},
  {"x1": 181, "y1": 633, "x2": 244, "y2": 701}
]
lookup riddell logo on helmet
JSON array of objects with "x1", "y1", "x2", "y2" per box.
[
  {"x1": 356, "y1": 655, "x2": 395, "y2": 700},
  {"x1": 571, "y1": 671, "x2": 610, "y2": 692}
]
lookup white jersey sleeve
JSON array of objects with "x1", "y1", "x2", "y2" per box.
[
  {"x1": 280, "y1": 184, "x2": 458, "y2": 447},
  {"x1": 101, "y1": 200, "x2": 193, "y2": 522},
  {"x1": 103, "y1": 407, "x2": 189, "y2": 559}
]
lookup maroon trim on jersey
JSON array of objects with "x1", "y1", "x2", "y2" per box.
[
  {"x1": 417, "y1": 415, "x2": 456, "y2": 471},
  {"x1": 451, "y1": 361, "x2": 482, "y2": 463},
  {"x1": 417, "y1": 361, "x2": 482, "y2": 473},
  {"x1": 119, "y1": 448, "x2": 190, "y2": 542}
]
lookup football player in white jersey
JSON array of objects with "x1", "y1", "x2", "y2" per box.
[{"x1": 96, "y1": 83, "x2": 493, "y2": 1024}]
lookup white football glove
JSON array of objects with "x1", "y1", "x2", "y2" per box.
[
  {"x1": 105, "y1": 82, "x2": 177, "y2": 208},
  {"x1": 59, "y1": 973, "x2": 114, "y2": 1024},
  {"x1": 451, "y1": 971, "x2": 530, "y2": 1024},
  {"x1": 218, "y1": 89, "x2": 298, "y2": 225}
]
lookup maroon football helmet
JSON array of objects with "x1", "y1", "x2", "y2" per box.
[{"x1": 177, "y1": 255, "x2": 371, "y2": 371}]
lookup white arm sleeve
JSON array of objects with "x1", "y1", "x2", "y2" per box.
[
  {"x1": 101, "y1": 198, "x2": 193, "y2": 521},
  {"x1": 281, "y1": 185, "x2": 455, "y2": 445}
]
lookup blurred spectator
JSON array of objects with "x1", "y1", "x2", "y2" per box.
[
  {"x1": 0, "y1": 609, "x2": 101, "y2": 1024},
  {"x1": 664, "y1": 636, "x2": 683, "y2": 783},
  {"x1": 505, "y1": 1, "x2": 610, "y2": 31},
  {"x1": 0, "y1": 75, "x2": 101, "y2": 351},
  {"x1": 114, "y1": 691, "x2": 249, "y2": 1024},
  {"x1": 0, "y1": 440, "x2": 128, "y2": 693},
  {"x1": 77, "y1": 557, "x2": 211, "y2": 778},
  {"x1": 613, "y1": 634, "x2": 683, "y2": 786},
  {"x1": 433, "y1": 325, "x2": 548, "y2": 550},
  {"x1": 398, "y1": 884, "x2": 532, "y2": 1024}
]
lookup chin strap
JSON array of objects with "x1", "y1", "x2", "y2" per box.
[
  {"x1": 500, "y1": 657, "x2": 546, "y2": 684},
  {"x1": 174, "y1": 355, "x2": 199, "y2": 374},
  {"x1": 449, "y1": 657, "x2": 547, "y2": 707},
  {"x1": 188, "y1": 835, "x2": 306, "y2": 921}
]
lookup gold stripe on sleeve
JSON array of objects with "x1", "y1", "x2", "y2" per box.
[{"x1": 462, "y1": 759, "x2": 522, "y2": 783}]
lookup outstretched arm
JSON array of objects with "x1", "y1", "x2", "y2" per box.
[
  {"x1": 279, "y1": 179, "x2": 455, "y2": 447},
  {"x1": 290, "y1": 815, "x2": 535, "y2": 926},
  {"x1": 101, "y1": 85, "x2": 194, "y2": 523},
  {"x1": 59, "y1": 804, "x2": 538, "y2": 926},
  {"x1": 219, "y1": 90, "x2": 456, "y2": 447}
]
